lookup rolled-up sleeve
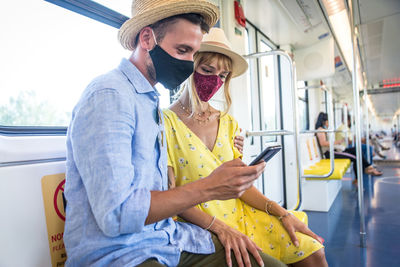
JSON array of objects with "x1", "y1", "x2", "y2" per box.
[{"x1": 70, "y1": 88, "x2": 150, "y2": 237}]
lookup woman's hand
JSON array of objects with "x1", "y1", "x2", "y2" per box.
[
  {"x1": 211, "y1": 219, "x2": 264, "y2": 267},
  {"x1": 280, "y1": 213, "x2": 324, "y2": 246},
  {"x1": 234, "y1": 130, "x2": 244, "y2": 153}
]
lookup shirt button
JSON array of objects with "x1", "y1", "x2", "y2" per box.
[{"x1": 153, "y1": 95, "x2": 157, "y2": 99}]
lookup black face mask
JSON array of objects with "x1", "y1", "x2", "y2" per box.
[{"x1": 149, "y1": 43, "x2": 194, "y2": 90}]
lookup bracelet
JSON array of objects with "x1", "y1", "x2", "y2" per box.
[
  {"x1": 205, "y1": 216, "x2": 216, "y2": 230},
  {"x1": 278, "y1": 212, "x2": 291, "y2": 221},
  {"x1": 264, "y1": 200, "x2": 273, "y2": 215}
]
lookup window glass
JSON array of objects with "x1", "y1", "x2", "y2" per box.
[
  {"x1": 0, "y1": 1, "x2": 171, "y2": 127},
  {"x1": 297, "y1": 81, "x2": 309, "y2": 131},
  {"x1": 259, "y1": 41, "x2": 276, "y2": 142}
]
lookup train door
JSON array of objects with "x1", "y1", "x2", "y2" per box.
[{"x1": 245, "y1": 24, "x2": 284, "y2": 205}]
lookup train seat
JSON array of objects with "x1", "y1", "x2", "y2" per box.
[
  {"x1": 304, "y1": 158, "x2": 351, "y2": 180},
  {"x1": 301, "y1": 136, "x2": 351, "y2": 180},
  {"x1": 300, "y1": 135, "x2": 351, "y2": 211}
]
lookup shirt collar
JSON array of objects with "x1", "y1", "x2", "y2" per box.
[{"x1": 118, "y1": 58, "x2": 159, "y2": 95}]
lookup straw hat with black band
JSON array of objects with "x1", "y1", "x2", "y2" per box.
[
  {"x1": 198, "y1": 28, "x2": 248, "y2": 77},
  {"x1": 118, "y1": 0, "x2": 220, "y2": 51}
]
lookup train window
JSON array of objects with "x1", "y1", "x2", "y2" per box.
[
  {"x1": 259, "y1": 39, "x2": 279, "y2": 142},
  {"x1": 0, "y1": 1, "x2": 171, "y2": 128},
  {"x1": 297, "y1": 81, "x2": 310, "y2": 131}
]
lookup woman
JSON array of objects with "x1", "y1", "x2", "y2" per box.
[
  {"x1": 315, "y1": 112, "x2": 382, "y2": 183},
  {"x1": 164, "y1": 28, "x2": 327, "y2": 267}
]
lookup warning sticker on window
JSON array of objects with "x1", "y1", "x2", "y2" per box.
[{"x1": 41, "y1": 174, "x2": 67, "y2": 267}]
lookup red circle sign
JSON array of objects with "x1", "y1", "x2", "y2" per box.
[{"x1": 54, "y1": 179, "x2": 66, "y2": 221}]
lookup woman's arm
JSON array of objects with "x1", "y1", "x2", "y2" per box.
[
  {"x1": 240, "y1": 186, "x2": 323, "y2": 246},
  {"x1": 240, "y1": 186, "x2": 286, "y2": 217},
  {"x1": 316, "y1": 129, "x2": 330, "y2": 147},
  {"x1": 167, "y1": 167, "x2": 264, "y2": 267}
]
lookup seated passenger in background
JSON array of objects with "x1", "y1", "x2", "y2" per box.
[
  {"x1": 368, "y1": 132, "x2": 390, "y2": 159},
  {"x1": 164, "y1": 28, "x2": 327, "y2": 267},
  {"x1": 335, "y1": 114, "x2": 353, "y2": 152},
  {"x1": 315, "y1": 112, "x2": 382, "y2": 184},
  {"x1": 335, "y1": 115, "x2": 375, "y2": 162}
]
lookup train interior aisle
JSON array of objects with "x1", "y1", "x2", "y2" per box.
[{"x1": 308, "y1": 141, "x2": 400, "y2": 266}]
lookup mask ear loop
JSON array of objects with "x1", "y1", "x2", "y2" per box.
[
  {"x1": 151, "y1": 29, "x2": 158, "y2": 48},
  {"x1": 147, "y1": 29, "x2": 158, "y2": 52},
  {"x1": 151, "y1": 29, "x2": 158, "y2": 45}
]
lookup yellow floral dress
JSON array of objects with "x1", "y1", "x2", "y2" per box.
[{"x1": 163, "y1": 109, "x2": 323, "y2": 264}]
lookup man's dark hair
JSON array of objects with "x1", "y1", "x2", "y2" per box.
[{"x1": 133, "y1": 13, "x2": 209, "y2": 49}]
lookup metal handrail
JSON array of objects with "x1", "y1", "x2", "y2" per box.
[
  {"x1": 244, "y1": 49, "x2": 302, "y2": 211},
  {"x1": 300, "y1": 86, "x2": 335, "y2": 179},
  {"x1": 298, "y1": 85, "x2": 329, "y2": 92},
  {"x1": 246, "y1": 130, "x2": 294, "y2": 137},
  {"x1": 300, "y1": 129, "x2": 335, "y2": 134}
]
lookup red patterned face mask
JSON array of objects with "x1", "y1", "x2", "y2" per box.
[{"x1": 194, "y1": 71, "x2": 224, "y2": 102}]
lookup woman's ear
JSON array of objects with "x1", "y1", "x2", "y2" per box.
[{"x1": 138, "y1": 27, "x2": 155, "y2": 51}]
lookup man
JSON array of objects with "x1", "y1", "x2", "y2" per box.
[
  {"x1": 335, "y1": 114, "x2": 352, "y2": 152},
  {"x1": 64, "y1": 1, "x2": 285, "y2": 266}
]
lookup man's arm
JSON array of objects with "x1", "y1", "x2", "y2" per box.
[
  {"x1": 71, "y1": 89, "x2": 150, "y2": 237},
  {"x1": 145, "y1": 159, "x2": 266, "y2": 224}
]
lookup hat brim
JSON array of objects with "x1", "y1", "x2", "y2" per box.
[
  {"x1": 199, "y1": 43, "x2": 248, "y2": 78},
  {"x1": 118, "y1": 1, "x2": 219, "y2": 51}
]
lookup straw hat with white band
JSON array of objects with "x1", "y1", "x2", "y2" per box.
[
  {"x1": 118, "y1": 0, "x2": 220, "y2": 51},
  {"x1": 198, "y1": 28, "x2": 248, "y2": 77}
]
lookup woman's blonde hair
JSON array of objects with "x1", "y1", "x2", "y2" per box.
[{"x1": 176, "y1": 51, "x2": 233, "y2": 117}]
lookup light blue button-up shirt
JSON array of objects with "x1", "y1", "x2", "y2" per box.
[{"x1": 64, "y1": 58, "x2": 214, "y2": 266}]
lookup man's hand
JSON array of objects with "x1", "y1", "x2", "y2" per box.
[{"x1": 202, "y1": 158, "x2": 266, "y2": 200}]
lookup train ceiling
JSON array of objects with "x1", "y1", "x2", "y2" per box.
[{"x1": 245, "y1": 0, "x2": 400, "y2": 118}]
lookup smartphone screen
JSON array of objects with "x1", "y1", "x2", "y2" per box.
[{"x1": 248, "y1": 145, "x2": 282, "y2": 166}]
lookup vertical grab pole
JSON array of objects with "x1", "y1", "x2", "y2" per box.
[
  {"x1": 291, "y1": 58, "x2": 302, "y2": 210},
  {"x1": 326, "y1": 88, "x2": 335, "y2": 174},
  {"x1": 364, "y1": 88, "x2": 371, "y2": 164},
  {"x1": 350, "y1": 13, "x2": 367, "y2": 248},
  {"x1": 344, "y1": 104, "x2": 349, "y2": 147}
]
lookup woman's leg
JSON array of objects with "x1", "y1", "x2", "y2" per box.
[
  {"x1": 342, "y1": 147, "x2": 382, "y2": 176},
  {"x1": 343, "y1": 147, "x2": 371, "y2": 169},
  {"x1": 292, "y1": 248, "x2": 328, "y2": 267}
]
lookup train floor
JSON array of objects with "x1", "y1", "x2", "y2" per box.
[{"x1": 307, "y1": 140, "x2": 400, "y2": 267}]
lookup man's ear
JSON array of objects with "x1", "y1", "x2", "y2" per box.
[{"x1": 138, "y1": 27, "x2": 155, "y2": 51}]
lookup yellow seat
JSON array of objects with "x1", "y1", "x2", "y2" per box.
[{"x1": 304, "y1": 159, "x2": 351, "y2": 180}]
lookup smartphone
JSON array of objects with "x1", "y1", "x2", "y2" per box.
[{"x1": 249, "y1": 145, "x2": 282, "y2": 166}]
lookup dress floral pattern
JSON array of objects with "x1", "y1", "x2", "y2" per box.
[{"x1": 163, "y1": 109, "x2": 323, "y2": 264}]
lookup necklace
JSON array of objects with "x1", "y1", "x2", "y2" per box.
[{"x1": 178, "y1": 99, "x2": 214, "y2": 124}]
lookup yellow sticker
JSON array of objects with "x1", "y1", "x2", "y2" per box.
[{"x1": 41, "y1": 173, "x2": 67, "y2": 267}]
